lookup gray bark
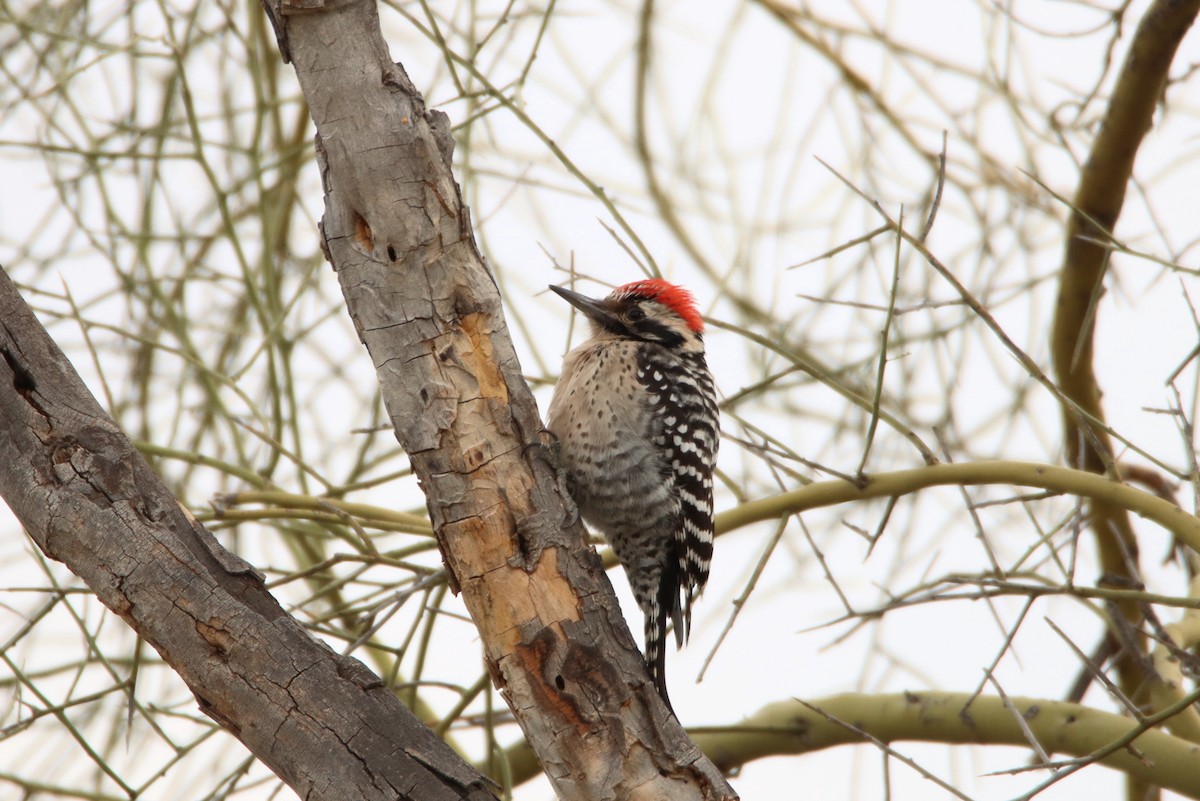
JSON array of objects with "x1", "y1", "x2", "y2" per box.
[{"x1": 0, "y1": 266, "x2": 495, "y2": 801}]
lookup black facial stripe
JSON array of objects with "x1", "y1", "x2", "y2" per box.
[{"x1": 632, "y1": 317, "x2": 684, "y2": 348}]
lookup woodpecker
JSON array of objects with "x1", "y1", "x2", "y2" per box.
[{"x1": 547, "y1": 279, "x2": 718, "y2": 710}]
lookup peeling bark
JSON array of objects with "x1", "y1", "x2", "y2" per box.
[{"x1": 259, "y1": 0, "x2": 737, "y2": 797}]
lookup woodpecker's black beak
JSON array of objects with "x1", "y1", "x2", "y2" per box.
[{"x1": 549, "y1": 285, "x2": 619, "y2": 328}]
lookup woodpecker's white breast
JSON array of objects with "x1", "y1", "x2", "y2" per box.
[{"x1": 547, "y1": 339, "x2": 678, "y2": 534}]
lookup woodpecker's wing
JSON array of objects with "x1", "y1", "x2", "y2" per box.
[{"x1": 636, "y1": 345, "x2": 718, "y2": 646}]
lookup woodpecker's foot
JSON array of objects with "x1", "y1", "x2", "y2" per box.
[
  {"x1": 521, "y1": 428, "x2": 559, "y2": 464},
  {"x1": 524, "y1": 429, "x2": 580, "y2": 528},
  {"x1": 558, "y1": 479, "x2": 581, "y2": 528}
]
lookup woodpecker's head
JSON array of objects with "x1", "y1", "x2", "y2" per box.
[{"x1": 550, "y1": 279, "x2": 705, "y2": 351}]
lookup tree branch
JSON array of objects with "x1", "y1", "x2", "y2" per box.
[
  {"x1": 715, "y1": 460, "x2": 1200, "y2": 551},
  {"x1": 0, "y1": 266, "x2": 494, "y2": 801},
  {"x1": 257, "y1": 0, "x2": 737, "y2": 797},
  {"x1": 1049, "y1": 5, "x2": 1200, "y2": 798},
  {"x1": 696, "y1": 692, "x2": 1200, "y2": 799}
]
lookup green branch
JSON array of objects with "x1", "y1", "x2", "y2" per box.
[{"x1": 716, "y1": 460, "x2": 1200, "y2": 551}]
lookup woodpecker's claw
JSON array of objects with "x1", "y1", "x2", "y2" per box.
[
  {"x1": 559, "y1": 491, "x2": 580, "y2": 528},
  {"x1": 523, "y1": 429, "x2": 559, "y2": 460},
  {"x1": 524, "y1": 429, "x2": 580, "y2": 528}
]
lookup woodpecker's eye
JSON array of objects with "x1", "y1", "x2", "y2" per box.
[{"x1": 626, "y1": 306, "x2": 646, "y2": 322}]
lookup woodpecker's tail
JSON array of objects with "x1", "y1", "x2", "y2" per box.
[{"x1": 645, "y1": 564, "x2": 681, "y2": 712}]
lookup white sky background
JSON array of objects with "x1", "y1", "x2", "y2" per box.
[{"x1": 2, "y1": 0, "x2": 1200, "y2": 799}]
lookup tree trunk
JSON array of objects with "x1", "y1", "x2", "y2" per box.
[{"x1": 257, "y1": 0, "x2": 738, "y2": 797}]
